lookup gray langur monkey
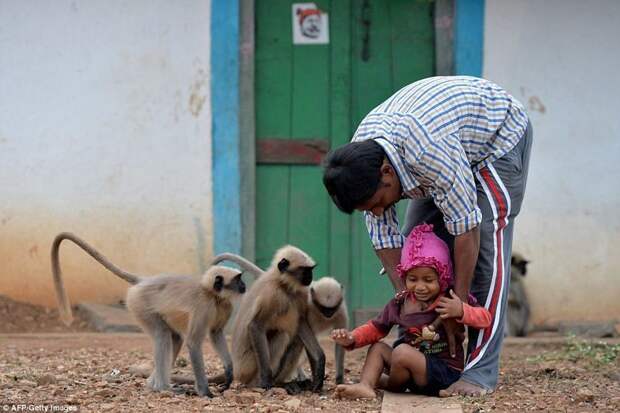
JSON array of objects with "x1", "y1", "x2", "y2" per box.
[
  {"x1": 51, "y1": 232, "x2": 246, "y2": 397},
  {"x1": 213, "y1": 246, "x2": 325, "y2": 393},
  {"x1": 507, "y1": 253, "x2": 530, "y2": 337},
  {"x1": 211, "y1": 254, "x2": 347, "y2": 386},
  {"x1": 290, "y1": 277, "x2": 348, "y2": 384}
]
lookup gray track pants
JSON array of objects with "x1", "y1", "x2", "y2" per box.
[{"x1": 401, "y1": 122, "x2": 533, "y2": 390}]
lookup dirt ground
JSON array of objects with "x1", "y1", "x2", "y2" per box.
[
  {"x1": 0, "y1": 295, "x2": 92, "y2": 334},
  {"x1": 1, "y1": 296, "x2": 619, "y2": 412}
]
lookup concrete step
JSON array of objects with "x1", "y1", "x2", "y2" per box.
[
  {"x1": 76, "y1": 302, "x2": 141, "y2": 333},
  {"x1": 381, "y1": 391, "x2": 462, "y2": 413}
]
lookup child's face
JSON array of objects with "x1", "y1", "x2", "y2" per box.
[{"x1": 404, "y1": 266, "x2": 440, "y2": 302}]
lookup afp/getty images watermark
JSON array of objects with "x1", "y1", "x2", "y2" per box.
[{"x1": 1, "y1": 404, "x2": 79, "y2": 412}]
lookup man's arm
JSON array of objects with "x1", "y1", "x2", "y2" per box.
[
  {"x1": 376, "y1": 248, "x2": 405, "y2": 291},
  {"x1": 453, "y1": 226, "x2": 480, "y2": 301}
]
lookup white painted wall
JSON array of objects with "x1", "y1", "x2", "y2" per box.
[
  {"x1": 0, "y1": 0, "x2": 213, "y2": 306},
  {"x1": 484, "y1": 0, "x2": 620, "y2": 324}
]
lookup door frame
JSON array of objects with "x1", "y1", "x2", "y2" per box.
[{"x1": 211, "y1": 0, "x2": 483, "y2": 260}]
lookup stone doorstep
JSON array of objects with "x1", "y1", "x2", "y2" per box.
[
  {"x1": 381, "y1": 391, "x2": 462, "y2": 413},
  {"x1": 557, "y1": 320, "x2": 619, "y2": 338},
  {"x1": 76, "y1": 302, "x2": 141, "y2": 333}
]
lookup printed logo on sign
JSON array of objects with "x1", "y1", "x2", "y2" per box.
[
  {"x1": 292, "y1": 3, "x2": 329, "y2": 45},
  {"x1": 298, "y1": 8, "x2": 322, "y2": 38}
]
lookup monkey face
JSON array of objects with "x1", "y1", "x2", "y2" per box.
[
  {"x1": 225, "y1": 273, "x2": 246, "y2": 294},
  {"x1": 511, "y1": 254, "x2": 529, "y2": 277},
  {"x1": 311, "y1": 288, "x2": 342, "y2": 318},
  {"x1": 206, "y1": 267, "x2": 246, "y2": 297},
  {"x1": 310, "y1": 277, "x2": 344, "y2": 318},
  {"x1": 278, "y1": 258, "x2": 315, "y2": 286}
]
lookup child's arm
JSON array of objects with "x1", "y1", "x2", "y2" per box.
[
  {"x1": 331, "y1": 298, "x2": 397, "y2": 350},
  {"x1": 436, "y1": 290, "x2": 492, "y2": 329},
  {"x1": 331, "y1": 322, "x2": 389, "y2": 351}
]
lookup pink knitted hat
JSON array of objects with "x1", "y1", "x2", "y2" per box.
[{"x1": 396, "y1": 223, "x2": 453, "y2": 292}]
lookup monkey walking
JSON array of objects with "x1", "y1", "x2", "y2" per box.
[
  {"x1": 507, "y1": 253, "x2": 531, "y2": 337},
  {"x1": 213, "y1": 246, "x2": 325, "y2": 393},
  {"x1": 51, "y1": 232, "x2": 246, "y2": 397}
]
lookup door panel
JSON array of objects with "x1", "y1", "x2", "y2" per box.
[
  {"x1": 350, "y1": 0, "x2": 435, "y2": 311},
  {"x1": 255, "y1": 0, "x2": 434, "y2": 317}
]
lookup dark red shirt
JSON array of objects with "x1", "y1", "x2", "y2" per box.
[{"x1": 348, "y1": 295, "x2": 491, "y2": 371}]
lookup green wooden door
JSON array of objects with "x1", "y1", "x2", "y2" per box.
[{"x1": 255, "y1": 0, "x2": 434, "y2": 320}]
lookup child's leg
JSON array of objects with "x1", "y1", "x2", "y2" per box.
[
  {"x1": 387, "y1": 344, "x2": 427, "y2": 392},
  {"x1": 335, "y1": 342, "x2": 392, "y2": 399}
]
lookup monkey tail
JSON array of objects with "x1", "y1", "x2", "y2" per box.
[
  {"x1": 51, "y1": 232, "x2": 143, "y2": 326},
  {"x1": 211, "y1": 253, "x2": 264, "y2": 278}
]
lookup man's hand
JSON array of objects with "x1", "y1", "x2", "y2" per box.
[
  {"x1": 331, "y1": 329, "x2": 354, "y2": 347},
  {"x1": 436, "y1": 289, "x2": 464, "y2": 319}
]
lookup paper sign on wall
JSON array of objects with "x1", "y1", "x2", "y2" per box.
[{"x1": 292, "y1": 3, "x2": 329, "y2": 44}]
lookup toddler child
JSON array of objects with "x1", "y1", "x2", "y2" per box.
[{"x1": 331, "y1": 223, "x2": 491, "y2": 398}]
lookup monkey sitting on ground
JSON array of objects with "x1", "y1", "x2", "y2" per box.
[
  {"x1": 211, "y1": 253, "x2": 347, "y2": 388},
  {"x1": 507, "y1": 253, "x2": 530, "y2": 337},
  {"x1": 214, "y1": 246, "x2": 325, "y2": 393},
  {"x1": 287, "y1": 277, "x2": 349, "y2": 385},
  {"x1": 51, "y1": 232, "x2": 246, "y2": 397}
]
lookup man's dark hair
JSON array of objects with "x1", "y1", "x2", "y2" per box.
[{"x1": 322, "y1": 139, "x2": 385, "y2": 214}]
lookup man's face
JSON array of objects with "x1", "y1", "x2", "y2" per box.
[{"x1": 355, "y1": 160, "x2": 402, "y2": 217}]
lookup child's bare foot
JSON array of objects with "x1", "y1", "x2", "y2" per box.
[{"x1": 334, "y1": 383, "x2": 376, "y2": 399}]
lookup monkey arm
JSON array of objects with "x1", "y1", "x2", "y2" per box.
[
  {"x1": 333, "y1": 314, "x2": 348, "y2": 385},
  {"x1": 210, "y1": 329, "x2": 233, "y2": 389},
  {"x1": 297, "y1": 318, "x2": 326, "y2": 392},
  {"x1": 211, "y1": 253, "x2": 264, "y2": 278},
  {"x1": 248, "y1": 319, "x2": 273, "y2": 389}
]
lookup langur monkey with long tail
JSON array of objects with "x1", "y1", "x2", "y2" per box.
[
  {"x1": 51, "y1": 232, "x2": 246, "y2": 397},
  {"x1": 211, "y1": 254, "x2": 348, "y2": 386},
  {"x1": 213, "y1": 246, "x2": 325, "y2": 393},
  {"x1": 300, "y1": 276, "x2": 348, "y2": 384}
]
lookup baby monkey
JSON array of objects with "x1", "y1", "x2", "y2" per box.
[{"x1": 51, "y1": 232, "x2": 246, "y2": 397}]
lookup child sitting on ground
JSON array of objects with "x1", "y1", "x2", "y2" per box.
[{"x1": 331, "y1": 223, "x2": 491, "y2": 399}]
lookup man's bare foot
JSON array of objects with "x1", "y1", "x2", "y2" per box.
[
  {"x1": 334, "y1": 383, "x2": 376, "y2": 399},
  {"x1": 439, "y1": 379, "x2": 489, "y2": 397}
]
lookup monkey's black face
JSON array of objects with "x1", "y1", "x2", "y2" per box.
[
  {"x1": 228, "y1": 274, "x2": 246, "y2": 294},
  {"x1": 511, "y1": 256, "x2": 529, "y2": 277},
  {"x1": 299, "y1": 266, "x2": 314, "y2": 286},
  {"x1": 315, "y1": 300, "x2": 341, "y2": 318},
  {"x1": 278, "y1": 258, "x2": 315, "y2": 286},
  {"x1": 214, "y1": 273, "x2": 246, "y2": 294},
  {"x1": 310, "y1": 288, "x2": 343, "y2": 318}
]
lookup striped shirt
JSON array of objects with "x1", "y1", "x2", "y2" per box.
[{"x1": 351, "y1": 76, "x2": 529, "y2": 249}]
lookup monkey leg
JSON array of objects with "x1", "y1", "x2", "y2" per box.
[
  {"x1": 186, "y1": 317, "x2": 213, "y2": 397},
  {"x1": 210, "y1": 329, "x2": 233, "y2": 389},
  {"x1": 140, "y1": 314, "x2": 174, "y2": 392},
  {"x1": 273, "y1": 336, "x2": 315, "y2": 394},
  {"x1": 274, "y1": 336, "x2": 304, "y2": 384},
  {"x1": 268, "y1": 332, "x2": 291, "y2": 373},
  {"x1": 171, "y1": 331, "x2": 183, "y2": 367}
]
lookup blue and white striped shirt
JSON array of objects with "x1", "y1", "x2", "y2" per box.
[{"x1": 351, "y1": 76, "x2": 529, "y2": 249}]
